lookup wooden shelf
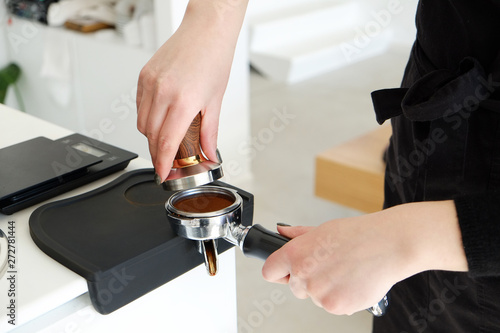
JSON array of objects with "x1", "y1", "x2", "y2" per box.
[{"x1": 315, "y1": 125, "x2": 391, "y2": 213}]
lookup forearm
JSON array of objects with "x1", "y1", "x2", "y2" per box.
[
  {"x1": 382, "y1": 200, "x2": 468, "y2": 277},
  {"x1": 181, "y1": 0, "x2": 249, "y2": 47}
]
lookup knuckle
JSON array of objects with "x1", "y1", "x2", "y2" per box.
[
  {"x1": 137, "y1": 119, "x2": 148, "y2": 135},
  {"x1": 290, "y1": 260, "x2": 312, "y2": 279},
  {"x1": 138, "y1": 67, "x2": 154, "y2": 86},
  {"x1": 146, "y1": 130, "x2": 158, "y2": 142},
  {"x1": 321, "y1": 295, "x2": 343, "y2": 315},
  {"x1": 137, "y1": 122, "x2": 146, "y2": 134},
  {"x1": 306, "y1": 279, "x2": 323, "y2": 298},
  {"x1": 169, "y1": 93, "x2": 191, "y2": 112},
  {"x1": 139, "y1": 68, "x2": 168, "y2": 95},
  {"x1": 261, "y1": 266, "x2": 270, "y2": 281},
  {"x1": 154, "y1": 82, "x2": 171, "y2": 100},
  {"x1": 286, "y1": 247, "x2": 312, "y2": 279},
  {"x1": 288, "y1": 279, "x2": 307, "y2": 300},
  {"x1": 157, "y1": 136, "x2": 177, "y2": 153}
]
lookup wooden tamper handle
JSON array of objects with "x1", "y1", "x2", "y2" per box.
[{"x1": 174, "y1": 112, "x2": 207, "y2": 168}]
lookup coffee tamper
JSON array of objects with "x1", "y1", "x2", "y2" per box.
[
  {"x1": 157, "y1": 112, "x2": 223, "y2": 191},
  {"x1": 165, "y1": 186, "x2": 389, "y2": 317}
]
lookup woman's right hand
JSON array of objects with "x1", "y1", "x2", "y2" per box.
[{"x1": 136, "y1": 0, "x2": 249, "y2": 182}]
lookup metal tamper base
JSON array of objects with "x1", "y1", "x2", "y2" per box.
[{"x1": 161, "y1": 160, "x2": 223, "y2": 191}]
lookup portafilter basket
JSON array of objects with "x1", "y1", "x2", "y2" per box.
[
  {"x1": 165, "y1": 186, "x2": 288, "y2": 276},
  {"x1": 165, "y1": 186, "x2": 388, "y2": 316}
]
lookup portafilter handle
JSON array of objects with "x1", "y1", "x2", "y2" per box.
[
  {"x1": 235, "y1": 224, "x2": 389, "y2": 317},
  {"x1": 240, "y1": 224, "x2": 289, "y2": 260}
]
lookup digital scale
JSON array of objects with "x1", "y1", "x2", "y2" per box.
[{"x1": 0, "y1": 133, "x2": 138, "y2": 215}]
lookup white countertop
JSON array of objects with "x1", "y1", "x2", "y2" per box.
[{"x1": 0, "y1": 104, "x2": 237, "y2": 332}]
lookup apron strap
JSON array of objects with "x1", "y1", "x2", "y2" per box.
[
  {"x1": 371, "y1": 88, "x2": 408, "y2": 125},
  {"x1": 372, "y1": 57, "x2": 495, "y2": 124}
]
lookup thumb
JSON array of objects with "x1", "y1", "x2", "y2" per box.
[
  {"x1": 200, "y1": 105, "x2": 221, "y2": 163},
  {"x1": 277, "y1": 225, "x2": 313, "y2": 239}
]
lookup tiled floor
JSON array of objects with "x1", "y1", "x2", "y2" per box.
[{"x1": 235, "y1": 45, "x2": 412, "y2": 333}]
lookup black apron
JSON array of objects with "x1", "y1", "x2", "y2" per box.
[{"x1": 371, "y1": 0, "x2": 500, "y2": 332}]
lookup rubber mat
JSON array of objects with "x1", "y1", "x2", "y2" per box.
[{"x1": 29, "y1": 169, "x2": 254, "y2": 314}]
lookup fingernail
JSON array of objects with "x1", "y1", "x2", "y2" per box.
[
  {"x1": 216, "y1": 148, "x2": 223, "y2": 164},
  {"x1": 277, "y1": 223, "x2": 291, "y2": 227},
  {"x1": 154, "y1": 173, "x2": 163, "y2": 185}
]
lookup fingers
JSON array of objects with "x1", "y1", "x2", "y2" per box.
[
  {"x1": 136, "y1": 80, "x2": 143, "y2": 111},
  {"x1": 273, "y1": 275, "x2": 290, "y2": 284},
  {"x1": 136, "y1": 68, "x2": 204, "y2": 181},
  {"x1": 310, "y1": 297, "x2": 324, "y2": 309},
  {"x1": 288, "y1": 275, "x2": 309, "y2": 299},
  {"x1": 137, "y1": 68, "x2": 157, "y2": 161},
  {"x1": 262, "y1": 226, "x2": 313, "y2": 283},
  {"x1": 155, "y1": 112, "x2": 192, "y2": 179},
  {"x1": 149, "y1": 86, "x2": 185, "y2": 170},
  {"x1": 262, "y1": 233, "x2": 313, "y2": 301},
  {"x1": 136, "y1": 86, "x2": 152, "y2": 139},
  {"x1": 136, "y1": 66, "x2": 153, "y2": 134},
  {"x1": 137, "y1": 84, "x2": 175, "y2": 179},
  {"x1": 277, "y1": 225, "x2": 313, "y2": 239},
  {"x1": 199, "y1": 104, "x2": 221, "y2": 162},
  {"x1": 262, "y1": 247, "x2": 291, "y2": 284},
  {"x1": 262, "y1": 218, "x2": 395, "y2": 315},
  {"x1": 144, "y1": 96, "x2": 166, "y2": 165},
  {"x1": 262, "y1": 225, "x2": 345, "y2": 311},
  {"x1": 138, "y1": 93, "x2": 219, "y2": 180}
]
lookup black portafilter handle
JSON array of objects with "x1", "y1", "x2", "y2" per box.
[
  {"x1": 242, "y1": 224, "x2": 289, "y2": 260},
  {"x1": 240, "y1": 224, "x2": 389, "y2": 317}
]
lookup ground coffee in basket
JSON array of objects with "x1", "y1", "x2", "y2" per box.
[{"x1": 173, "y1": 193, "x2": 234, "y2": 214}]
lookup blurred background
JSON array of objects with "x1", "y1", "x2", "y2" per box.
[{"x1": 0, "y1": 0, "x2": 417, "y2": 331}]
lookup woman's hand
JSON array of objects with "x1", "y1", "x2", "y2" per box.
[
  {"x1": 262, "y1": 201, "x2": 468, "y2": 315},
  {"x1": 136, "y1": 0, "x2": 248, "y2": 181}
]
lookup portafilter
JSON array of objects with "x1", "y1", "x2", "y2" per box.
[{"x1": 165, "y1": 185, "x2": 389, "y2": 316}]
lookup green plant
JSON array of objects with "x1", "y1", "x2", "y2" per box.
[{"x1": 0, "y1": 63, "x2": 21, "y2": 104}]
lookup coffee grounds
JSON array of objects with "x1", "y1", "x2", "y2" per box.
[{"x1": 173, "y1": 193, "x2": 234, "y2": 214}]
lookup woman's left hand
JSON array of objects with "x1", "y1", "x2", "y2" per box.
[{"x1": 262, "y1": 201, "x2": 467, "y2": 315}]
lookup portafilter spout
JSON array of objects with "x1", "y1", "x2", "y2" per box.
[{"x1": 164, "y1": 186, "x2": 389, "y2": 317}]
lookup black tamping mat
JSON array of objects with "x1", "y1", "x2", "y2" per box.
[{"x1": 29, "y1": 169, "x2": 254, "y2": 314}]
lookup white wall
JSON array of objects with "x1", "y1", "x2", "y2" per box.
[
  {"x1": 360, "y1": 0, "x2": 417, "y2": 45},
  {"x1": 389, "y1": 0, "x2": 418, "y2": 46},
  {"x1": 247, "y1": 0, "x2": 417, "y2": 47},
  {"x1": 247, "y1": 0, "x2": 313, "y2": 19},
  {"x1": 0, "y1": 4, "x2": 8, "y2": 65}
]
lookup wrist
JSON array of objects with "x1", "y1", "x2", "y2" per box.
[
  {"x1": 382, "y1": 201, "x2": 468, "y2": 279},
  {"x1": 183, "y1": 0, "x2": 248, "y2": 39}
]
